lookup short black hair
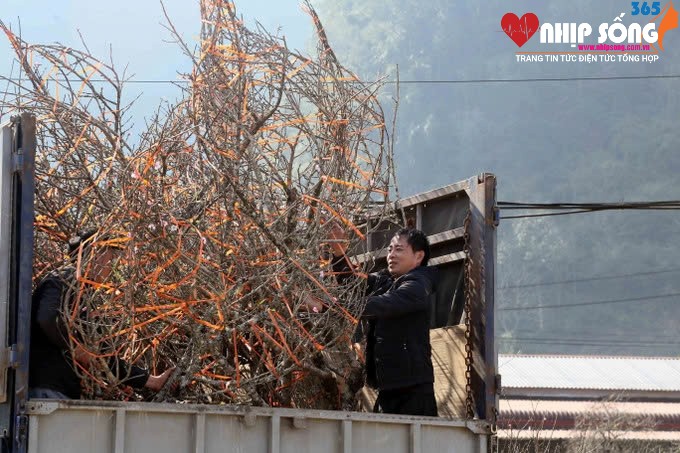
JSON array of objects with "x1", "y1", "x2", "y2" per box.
[
  {"x1": 67, "y1": 228, "x2": 99, "y2": 254},
  {"x1": 394, "y1": 228, "x2": 430, "y2": 266}
]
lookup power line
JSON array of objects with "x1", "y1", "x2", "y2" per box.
[
  {"x1": 500, "y1": 201, "x2": 680, "y2": 209},
  {"x1": 499, "y1": 291, "x2": 680, "y2": 311},
  {"x1": 498, "y1": 200, "x2": 680, "y2": 220},
  {"x1": 499, "y1": 266, "x2": 680, "y2": 290},
  {"x1": 508, "y1": 327, "x2": 680, "y2": 340},
  {"x1": 502, "y1": 330, "x2": 680, "y2": 343},
  {"x1": 500, "y1": 338, "x2": 680, "y2": 346},
  {"x1": 499, "y1": 339, "x2": 680, "y2": 347},
  {"x1": 500, "y1": 210, "x2": 593, "y2": 219},
  {"x1": 1, "y1": 77, "x2": 186, "y2": 85},
  {"x1": 392, "y1": 74, "x2": 680, "y2": 84},
  {"x1": 4, "y1": 74, "x2": 680, "y2": 86},
  {"x1": 497, "y1": 337, "x2": 680, "y2": 347},
  {"x1": 499, "y1": 328, "x2": 680, "y2": 348},
  {"x1": 500, "y1": 330, "x2": 680, "y2": 340}
]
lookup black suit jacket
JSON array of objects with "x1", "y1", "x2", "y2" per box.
[{"x1": 333, "y1": 258, "x2": 437, "y2": 390}]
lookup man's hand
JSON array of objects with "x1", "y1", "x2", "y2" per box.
[
  {"x1": 327, "y1": 222, "x2": 349, "y2": 257},
  {"x1": 73, "y1": 344, "x2": 93, "y2": 365},
  {"x1": 352, "y1": 342, "x2": 364, "y2": 362},
  {"x1": 144, "y1": 367, "x2": 176, "y2": 392}
]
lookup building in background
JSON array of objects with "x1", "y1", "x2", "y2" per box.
[{"x1": 497, "y1": 354, "x2": 680, "y2": 451}]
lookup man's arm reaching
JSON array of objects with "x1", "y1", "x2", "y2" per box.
[
  {"x1": 361, "y1": 275, "x2": 432, "y2": 319},
  {"x1": 107, "y1": 358, "x2": 175, "y2": 391}
]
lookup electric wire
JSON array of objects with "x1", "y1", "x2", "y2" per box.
[
  {"x1": 499, "y1": 291, "x2": 680, "y2": 311},
  {"x1": 498, "y1": 200, "x2": 680, "y2": 220},
  {"x1": 500, "y1": 266, "x2": 680, "y2": 290},
  {"x1": 4, "y1": 74, "x2": 680, "y2": 85}
]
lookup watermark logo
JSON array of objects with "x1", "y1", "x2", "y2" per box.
[
  {"x1": 501, "y1": 13, "x2": 540, "y2": 47},
  {"x1": 656, "y1": 2, "x2": 679, "y2": 49},
  {"x1": 501, "y1": 2, "x2": 678, "y2": 63}
]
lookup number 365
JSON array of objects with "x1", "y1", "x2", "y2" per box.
[{"x1": 632, "y1": 2, "x2": 661, "y2": 15}]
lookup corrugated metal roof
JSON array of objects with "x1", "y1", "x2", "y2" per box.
[
  {"x1": 500, "y1": 399, "x2": 680, "y2": 418},
  {"x1": 497, "y1": 429, "x2": 680, "y2": 441},
  {"x1": 499, "y1": 354, "x2": 680, "y2": 392}
]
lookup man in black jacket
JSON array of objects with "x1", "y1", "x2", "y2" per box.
[
  {"x1": 29, "y1": 229, "x2": 174, "y2": 399},
  {"x1": 332, "y1": 227, "x2": 438, "y2": 416}
]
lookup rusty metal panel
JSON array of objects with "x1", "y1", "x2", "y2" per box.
[
  {"x1": 362, "y1": 179, "x2": 474, "y2": 328},
  {"x1": 465, "y1": 174, "x2": 498, "y2": 424}
]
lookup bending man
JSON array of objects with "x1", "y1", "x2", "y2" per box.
[{"x1": 29, "y1": 229, "x2": 174, "y2": 399}]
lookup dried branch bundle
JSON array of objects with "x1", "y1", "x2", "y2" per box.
[{"x1": 1, "y1": 0, "x2": 396, "y2": 409}]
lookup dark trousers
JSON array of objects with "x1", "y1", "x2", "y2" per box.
[{"x1": 374, "y1": 383, "x2": 438, "y2": 416}]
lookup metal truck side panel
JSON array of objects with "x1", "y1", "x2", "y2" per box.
[
  {"x1": 1, "y1": 114, "x2": 37, "y2": 452},
  {"x1": 27, "y1": 401, "x2": 489, "y2": 453},
  {"x1": 0, "y1": 121, "x2": 13, "y2": 403},
  {"x1": 11, "y1": 163, "x2": 494, "y2": 452}
]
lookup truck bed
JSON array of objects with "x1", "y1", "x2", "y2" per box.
[{"x1": 26, "y1": 399, "x2": 490, "y2": 453}]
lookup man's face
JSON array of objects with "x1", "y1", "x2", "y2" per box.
[{"x1": 387, "y1": 235, "x2": 424, "y2": 277}]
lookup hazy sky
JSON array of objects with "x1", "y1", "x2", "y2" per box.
[{"x1": 0, "y1": 0, "x2": 313, "y2": 131}]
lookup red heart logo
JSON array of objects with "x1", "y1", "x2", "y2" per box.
[{"x1": 501, "y1": 13, "x2": 540, "y2": 47}]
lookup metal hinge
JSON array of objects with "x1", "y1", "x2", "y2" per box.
[
  {"x1": 2, "y1": 345, "x2": 20, "y2": 369},
  {"x1": 9, "y1": 345, "x2": 19, "y2": 369},
  {"x1": 14, "y1": 414, "x2": 28, "y2": 445},
  {"x1": 10, "y1": 114, "x2": 23, "y2": 173},
  {"x1": 12, "y1": 150, "x2": 24, "y2": 173}
]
